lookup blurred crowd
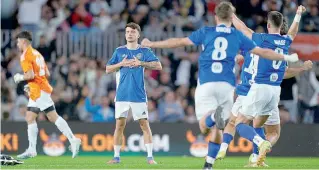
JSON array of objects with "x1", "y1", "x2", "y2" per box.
[{"x1": 1, "y1": 0, "x2": 319, "y2": 124}]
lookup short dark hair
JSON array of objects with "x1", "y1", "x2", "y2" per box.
[
  {"x1": 16, "y1": 31, "x2": 33, "y2": 42},
  {"x1": 268, "y1": 11, "x2": 283, "y2": 28},
  {"x1": 125, "y1": 22, "x2": 141, "y2": 33},
  {"x1": 215, "y1": 1, "x2": 235, "y2": 22},
  {"x1": 280, "y1": 17, "x2": 288, "y2": 35}
]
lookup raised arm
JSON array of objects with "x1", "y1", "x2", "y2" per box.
[
  {"x1": 232, "y1": 14, "x2": 254, "y2": 39},
  {"x1": 141, "y1": 37, "x2": 194, "y2": 49},
  {"x1": 284, "y1": 60, "x2": 313, "y2": 79},
  {"x1": 250, "y1": 47, "x2": 298, "y2": 62},
  {"x1": 287, "y1": 5, "x2": 306, "y2": 40}
]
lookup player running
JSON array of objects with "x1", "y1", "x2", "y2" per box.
[
  {"x1": 216, "y1": 6, "x2": 312, "y2": 167},
  {"x1": 14, "y1": 31, "x2": 81, "y2": 159},
  {"x1": 230, "y1": 6, "x2": 310, "y2": 166},
  {"x1": 105, "y1": 22, "x2": 162, "y2": 165},
  {"x1": 141, "y1": 2, "x2": 298, "y2": 169}
]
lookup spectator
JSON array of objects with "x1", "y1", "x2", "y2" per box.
[
  {"x1": 279, "y1": 105, "x2": 291, "y2": 124},
  {"x1": 301, "y1": 6, "x2": 319, "y2": 32},
  {"x1": 10, "y1": 94, "x2": 28, "y2": 121},
  {"x1": 297, "y1": 69, "x2": 319, "y2": 123},
  {"x1": 184, "y1": 105, "x2": 196, "y2": 123},
  {"x1": 39, "y1": 4, "x2": 67, "y2": 43},
  {"x1": 97, "y1": 8, "x2": 112, "y2": 31},
  {"x1": 108, "y1": 0, "x2": 126, "y2": 14},
  {"x1": 280, "y1": 77, "x2": 297, "y2": 123},
  {"x1": 148, "y1": 100, "x2": 158, "y2": 123},
  {"x1": 85, "y1": 96, "x2": 115, "y2": 122},
  {"x1": 144, "y1": 12, "x2": 164, "y2": 39},
  {"x1": 158, "y1": 91, "x2": 184, "y2": 122},
  {"x1": 37, "y1": 35, "x2": 52, "y2": 62},
  {"x1": 89, "y1": 0, "x2": 110, "y2": 16},
  {"x1": 71, "y1": 4, "x2": 93, "y2": 27},
  {"x1": 282, "y1": 0, "x2": 297, "y2": 22},
  {"x1": 18, "y1": 0, "x2": 48, "y2": 36}
]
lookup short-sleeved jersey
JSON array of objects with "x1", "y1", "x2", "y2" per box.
[
  {"x1": 107, "y1": 45, "x2": 159, "y2": 102},
  {"x1": 20, "y1": 46, "x2": 53, "y2": 100},
  {"x1": 188, "y1": 25, "x2": 256, "y2": 86},
  {"x1": 250, "y1": 33, "x2": 292, "y2": 86},
  {"x1": 235, "y1": 50, "x2": 254, "y2": 96}
]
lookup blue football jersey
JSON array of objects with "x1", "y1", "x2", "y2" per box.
[
  {"x1": 107, "y1": 45, "x2": 159, "y2": 102},
  {"x1": 188, "y1": 25, "x2": 256, "y2": 86},
  {"x1": 250, "y1": 33, "x2": 292, "y2": 86},
  {"x1": 235, "y1": 50, "x2": 254, "y2": 96}
]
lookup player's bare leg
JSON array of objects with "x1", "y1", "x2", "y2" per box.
[
  {"x1": 264, "y1": 124, "x2": 281, "y2": 146},
  {"x1": 108, "y1": 117, "x2": 126, "y2": 164},
  {"x1": 17, "y1": 111, "x2": 38, "y2": 159},
  {"x1": 235, "y1": 114, "x2": 272, "y2": 167},
  {"x1": 216, "y1": 114, "x2": 237, "y2": 160},
  {"x1": 46, "y1": 109, "x2": 81, "y2": 158},
  {"x1": 139, "y1": 119, "x2": 156, "y2": 164}
]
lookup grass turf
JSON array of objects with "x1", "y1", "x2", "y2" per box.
[{"x1": 2, "y1": 156, "x2": 319, "y2": 169}]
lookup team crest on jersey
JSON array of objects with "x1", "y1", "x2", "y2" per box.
[{"x1": 136, "y1": 53, "x2": 142, "y2": 60}]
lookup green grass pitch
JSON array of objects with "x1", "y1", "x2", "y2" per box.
[{"x1": 2, "y1": 156, "x2": 319, "y2": 169}]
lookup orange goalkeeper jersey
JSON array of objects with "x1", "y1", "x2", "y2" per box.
[{"x1": 20, "y1": 46, "x2": 53, "y2": 100}]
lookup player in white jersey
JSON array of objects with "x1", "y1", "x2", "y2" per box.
[
  {"x1": 141, "y1": 2, "x2": 298, "y2": 169},
  {"x1": 105, "y1": 22, "x2": 162, "y2": 164},
  {"x1": 216, "y1": 6, "x2": 312, "y2": 167}
]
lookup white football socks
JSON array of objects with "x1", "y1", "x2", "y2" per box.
[
  {"x1": 219, "y1": 142, "x2": 229, "y2": 152},
  {"x1": 206, "y1": 156, "x2": 215, "y2": 164},
  {"x1": 27, "y1": 123, "x2": 38, "y2": 152},
  {"x1": 55, "y1": 116, "x2": 75, "y2": 142},
  {"x1": 145, "y1": 143, "x2": 153, "y2": 157},
  {"x1": 253, "y1": 135, "x2": 265, "y2": 147},
  {"x1": 114, "y1": 145, "x2": 121, "y2": 157}
]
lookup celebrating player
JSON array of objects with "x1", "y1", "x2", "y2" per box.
[
  {"x1": 228, "y1": 5, "x2": 309, "y2": 166},
  {"x1": 217, "y1": 6, "x2": 311, "y2": 167},
  {"x1": 14, "y1": 31, "x2": 81, "y2": 159},
  {"x1": 141, "y1": 2, "x2": 299, "y2": 169},
  {"x1": 105, "y1": 22, "x2": 162, "y2": 164}
]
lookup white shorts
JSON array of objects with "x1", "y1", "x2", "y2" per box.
[
  {"x1": 27, "y1": 90, "x2": 54, "y2": 111},
  {"x1": 231, "y1": 95, "x2": 245, "y2": 117},
  {"x1": 241, "y1": 84, "x2": 281, "y2": 118},
  {"x1": 232, "y1": 95, "x2": 280, "y2": 125},
  {"x1": 115, "y1": 102, "x2": 148, "y2": 121},
  {"x1": 264, "y1": 107, "x2": 280, "y2": 125},
  {"x1": 195, "y1": 82, "x2": 234, "y2": 121}
]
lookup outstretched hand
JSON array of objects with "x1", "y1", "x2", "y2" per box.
[{"x1": 141, "y1": 38, "x2": 152, "y2": 48}]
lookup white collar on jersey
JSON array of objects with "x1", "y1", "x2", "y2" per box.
[
  {"x1": 217, "y1": 23, "x2": 231, "y2": 27},
  {"x1": 268, "y1": 33, "x2": 281, "y2": 35},
  {"x1": 125, "y1": 44, "x2": 140, "y2": 50}
]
